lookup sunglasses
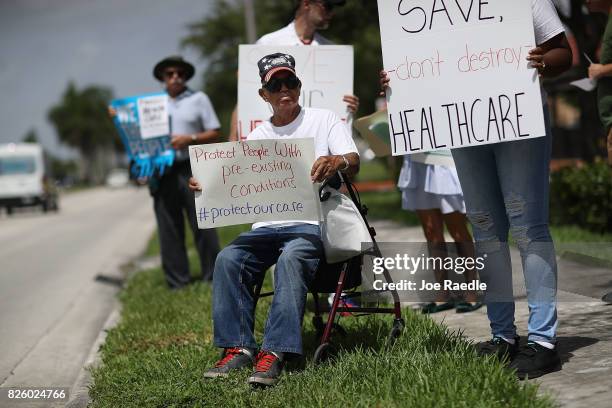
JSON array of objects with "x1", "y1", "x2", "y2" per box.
[
  {"x1": 263, "y1": 75, "x2": 301, "y2": 93},
  {"x1": 163, "y1": 69, "x2": 185, "y2": 79}
]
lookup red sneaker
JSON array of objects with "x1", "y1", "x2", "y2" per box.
[
  {"x1": 247, "y1": 351, "x2": 285, "y2": 387},
  {"x1": 203, "y1": 347, "x2": 254, "y2": 378}
]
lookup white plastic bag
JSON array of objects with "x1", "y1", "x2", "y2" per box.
[{"x1": 319, "y1": 187, "x2": 374, "y2": 263}]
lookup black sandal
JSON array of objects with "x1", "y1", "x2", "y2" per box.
[
  {"x1": 421, "y1": 301, "x2": 455, "y2": 314},
  {"x1": 455, "y1": 301, "x2": 483, "y2": 313}
]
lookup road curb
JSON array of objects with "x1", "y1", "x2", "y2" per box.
[
  {"x1": 65, "y1": 303, "x2": 121, "y2": 408},
  {"x1": 64, "y1": 255, "x2": 160, "y2": 407},
  {"x1": 559, "y1": 250, "x2": 612, "y2": 269}
]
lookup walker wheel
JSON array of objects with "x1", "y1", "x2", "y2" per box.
[{"x1": 314, "y1": 342, "x2": 333, "y2": 364}]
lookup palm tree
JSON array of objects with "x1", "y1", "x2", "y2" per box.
[{"x1": 48, "y1": 82, "x2": 117, "y2": 183}]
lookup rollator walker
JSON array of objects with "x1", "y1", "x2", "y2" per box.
[{"x1": 253, "y1": 172, "x2": 404, "y2": 363}]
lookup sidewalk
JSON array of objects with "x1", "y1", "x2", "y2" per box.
[{"x1": 371, "y1": 219, "x2": 612, "y2": 408}]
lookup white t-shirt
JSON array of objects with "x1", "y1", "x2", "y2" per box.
[
  {"x1": 247, "y1": 107, "x2": 358, "y2": 229},
  {"x1": 531, "y1": 0, "x2": 566, "y2": 104},
  {"x1": 533, "y1": 0, "x2": 565, "y2": 46},
  {"x1": 256, "y1": 21, "x2": 333, "y2": 46}
]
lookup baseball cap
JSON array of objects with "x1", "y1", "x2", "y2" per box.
[{"x1": 257, "y1": 53, "x2": 297, "y2": 84}]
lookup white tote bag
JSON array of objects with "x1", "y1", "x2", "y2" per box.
[{"x1": 319, "y1": 186, "x2": 374, "y2": 263}]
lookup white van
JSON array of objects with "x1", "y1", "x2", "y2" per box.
[{"x1": 0, "y1": 143, "x2": 58, "y2": 215}]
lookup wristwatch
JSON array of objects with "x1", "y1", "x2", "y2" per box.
[
  {"x1": 191, "y1": 134, "x2": 197, "y2": 143},
  {"x1": 340, "y1": 154, "x2": 350, "y2": 172}
]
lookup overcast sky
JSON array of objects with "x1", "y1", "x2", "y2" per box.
[{"x1": 0, "y1": 0, "x2": 215, "y2": 158}]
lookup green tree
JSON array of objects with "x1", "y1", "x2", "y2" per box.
[
  {"x1": 182, "y1": 0, "x2": 383, "y2": 137},
  {"x1": 22, "y1": 128, "x2": 39, "y2": 143},
  {"x1": 48, "y1": 82, "x2": 117, "y2": 182}
]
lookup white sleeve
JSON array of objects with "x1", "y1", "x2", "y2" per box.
[
  {"x1": 246, "y1": 126, "x2": 264, "y2": 141},
  {"x1": 326, "y1": 113, "x2": 358, "y2": 156},
  {"x1": 532, "y1": 0, "x2": 565, "y2": 45},
  {"x1": 198, "y1": 93, "x2": 221, "y2": 130}
]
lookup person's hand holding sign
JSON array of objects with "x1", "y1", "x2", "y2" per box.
[
  {"x1": 171, "y1": 135, "x2": 194, "y2": 150},
  {"x1": 526, "y1": 34, "x2": 573, "y2": 79},
  {"x1": 379, "y1": 70, "x2": 390, "y2": 97},
  {"x1": 188, "y1": 176, "x2": 202, "y2": 192},
  {"x1": 343, "y1": 94, "x2": 360, "y2": 114},
  {"x1": 527, "y1": 47, "x2": 547, "y2": 77},
  {"x1": 310, "y1": 153, "x2": 359, "y2": 183}
]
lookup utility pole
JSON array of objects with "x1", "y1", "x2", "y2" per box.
[{"x1": 244, "y1": 0, "x2": 257, "y2": 43}]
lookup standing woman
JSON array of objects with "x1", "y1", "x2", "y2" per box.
[
  {"x1": 453, "y1": 0, "x2": 572, "y2": 380},
  {"x1": 382, "y1": 0, "x2": 572, "y2": 379},
  {"x1": 398, "y1": 153, "x2": 482, "y2": 314}
]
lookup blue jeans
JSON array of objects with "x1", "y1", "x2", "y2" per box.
[
  {"x1": 451, "y1": 109, "x2": 557, "y2": 344},
  {"x1": 212, "y1": 224, "x2": 322, "y2": 355}
]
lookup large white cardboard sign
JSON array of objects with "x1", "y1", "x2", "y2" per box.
[
  {"x1": 238, "y1": 45, "x2": 353, "y2": 141},
  {"x1": 189, "y1": 138, "x2": 319, "y2": 229},
  {"x1": 377, "y1": 0, "x2": 546, "y2": 155}
]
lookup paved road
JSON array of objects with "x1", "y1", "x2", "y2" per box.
[{"x1": 0, "y1": 187, "x2": 155, "y2": 397}]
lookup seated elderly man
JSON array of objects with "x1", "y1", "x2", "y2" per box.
[{"x1": 191, "y1": 53, "x2": 359, "y2": 386}]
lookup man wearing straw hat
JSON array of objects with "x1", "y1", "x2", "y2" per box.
[{"x1": 150, "y1": 56, "x2": 222, "y2": 288}]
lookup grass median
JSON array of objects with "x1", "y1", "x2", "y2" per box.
[{"x1": 89, "y1": 225, "x2": 554, "y2": 408}]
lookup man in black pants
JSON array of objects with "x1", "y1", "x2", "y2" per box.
[{"x1": 150, "y1": 56, "x2": 221, "y2": 288}]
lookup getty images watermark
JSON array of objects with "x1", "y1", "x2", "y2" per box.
[
  {"x1": 371, "y1": 252, "x2": 487, "y2": 292},
  {"x1": 361, "y1": 243, "x2": 492, "y2": 303}
]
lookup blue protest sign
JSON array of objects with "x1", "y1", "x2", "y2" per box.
[{"x1": 110, "y1": 93, "x2": 175, "y2": 178}]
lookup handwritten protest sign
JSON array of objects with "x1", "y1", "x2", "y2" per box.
[
  {"x1": 111, "y1": 93, "x2": 174, "y2": 178},
  {"x1": 189, "y1": 138, "x2": 319, "y2": 229},
  {"x1": 238, "y1": 45, "x2": 353, "y2": 141},
  {"x1": 377, "y1": 0, "x2": 546, "y2": 155}
]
